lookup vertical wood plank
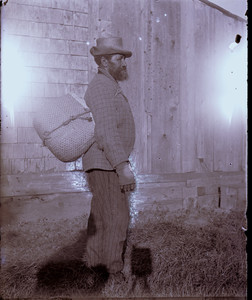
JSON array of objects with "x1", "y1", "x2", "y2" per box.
[
  {"x1": 150, "y1": 0, "x2": 181, "y2": 173},
  {"x1": 194, "y1": 1, "x2": 214, "y2": 172},
  {"x1": 112, "y1": 0, "x2": 149, "y2": 174},
  {"x1": 179, "y1": 0, "x2": 196, "y2": 173},
  {"x1": 143, "y1": 0, "x2": 154, "y2": 174},
  {"x1": 88, "y1": 0, "x2": 100, "y2": 81}
]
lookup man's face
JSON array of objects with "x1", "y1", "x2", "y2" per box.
[{"x1": 107, "y1": 54, "x2": 128, "y2": 81}]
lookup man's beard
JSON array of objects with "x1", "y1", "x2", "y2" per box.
[{"x1": 108, "y1": 64, "x2": 128, "y2": 81}]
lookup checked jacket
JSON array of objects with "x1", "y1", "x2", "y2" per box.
[{"x1": 82, "y1": 67, "x2": 136, "y2": 171}]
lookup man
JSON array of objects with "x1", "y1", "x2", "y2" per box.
[{"x1": 82, "y1": 37, "x2": 136, "y2": 275}]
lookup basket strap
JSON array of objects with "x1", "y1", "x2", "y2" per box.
[
  {"x1": 43, "y1": 111, "x2": 92, "y2": 140},
  {"x1": 114, "y1": 88, "x2": 122, "y2": 97},
  {"x1": 114, "y1": 88, "x2": 129, "y2": 103},
  {"x1": 70, "y1": 93, "x2": 90, "y2": 110}
]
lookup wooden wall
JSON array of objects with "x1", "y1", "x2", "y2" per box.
[
  {"x1": 1, "y1": 0, "x2": 247, "y2": 212},
  {"x1": 87, "y1": 0, "x2": 247, "y2": 175},
  {"x1": 1, "y1": 0, "x2": 90, "y2": 174},
  {"x1": 1, "y1": 0, "x2": 247, "y2": 177}
]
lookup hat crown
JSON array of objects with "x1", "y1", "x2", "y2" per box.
[
  {"x1": 96, "y1": 37, "x2": 123, "y2": 49},
  {"x1": 90, "y1": 36, "x2": 132, "y2": 58}
]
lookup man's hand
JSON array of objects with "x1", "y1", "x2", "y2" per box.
[{"x1": 116, "y1": 162, "x2": 135, "y2": 192}]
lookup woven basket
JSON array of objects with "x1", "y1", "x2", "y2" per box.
[{"x1": 33, "y1": 94, "x2": 95, "y2": 162}]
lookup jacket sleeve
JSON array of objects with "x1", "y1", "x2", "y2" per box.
[{"x1": 85, "y1": 79, "x2": 129, "y2": 168}]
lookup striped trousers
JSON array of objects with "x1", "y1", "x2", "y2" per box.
[{"x1": 85, "y1": 169, "x2": 130, "y2": 274}]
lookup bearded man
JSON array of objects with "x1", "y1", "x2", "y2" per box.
[{"x1": 82, "y1": 37, "x2": 136, "y2": 276}]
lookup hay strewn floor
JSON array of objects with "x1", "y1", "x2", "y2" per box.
[{"x1": 0, "y1": 206, "x2": 247, "y2": 299}]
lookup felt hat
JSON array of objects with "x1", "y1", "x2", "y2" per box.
[{"x1": 90, "y1": 37, "x2": 132, "y2": 58}]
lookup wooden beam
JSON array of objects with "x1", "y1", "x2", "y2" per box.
[{"x1": 199, "y1": 0, "x2": 247, "y2": 22}]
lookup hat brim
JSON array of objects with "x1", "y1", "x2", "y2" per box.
[{"x1": 90, "y1": 46, "x2": 132, "y2": 58}]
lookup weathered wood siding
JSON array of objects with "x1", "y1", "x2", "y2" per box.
[
  {"x1": 1, "y1": 0, "x2": 247, "y2": 176},
  {"x1": 87, "y1": 0, "x2": 247, "y2": 174},
  {"x1": 1, "y1": 0, "x2": 90, "y2": 174}
]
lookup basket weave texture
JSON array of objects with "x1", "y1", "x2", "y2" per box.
[{"x1": 33, "y1": 94, "x2": 95, "y2": 162}]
